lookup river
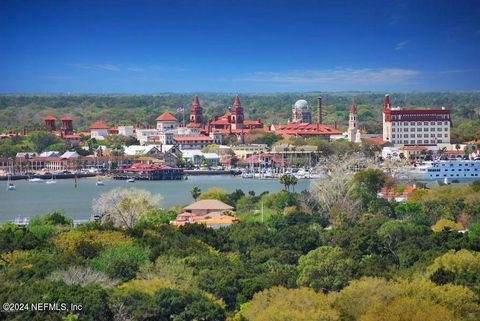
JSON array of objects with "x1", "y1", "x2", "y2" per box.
[{"x1": 0, "y1": 176, "x2": 312, "y2": 223}]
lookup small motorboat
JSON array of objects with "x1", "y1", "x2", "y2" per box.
[
  {"x1": 28, "y1": 178, "x2": 44, "y2": 183},
  {"x1": 127, "y1": 178, "x2": 135, "y2": 183},
  {"x1": 7, "y1": 182, "x2": 16, "y2": 191},
  {"x1": 46, "y1": 174, "x2": 57, "y2": 184},
  {"x1": 96, "y1": 179, "x2": 105, "y2": 186}
]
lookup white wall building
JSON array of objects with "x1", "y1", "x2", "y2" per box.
[{"x1": 382, "y1": 95, "x2": 451, "y2": 147}]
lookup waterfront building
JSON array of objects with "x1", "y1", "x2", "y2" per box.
[
  {"x1": 113, "y1": 162, "x2": 183, "y2": 180},
  {"x1": 382, "y1": 94, "x2": 451, "y2": 147},
  {"x1": 182, "y1": 150, "x2": 220, "y2": 167},
  {"x1": 173, "y1": 135, "x2": 215, "y2": 150},
  {"x1": 231, "y1": 144, "x2": 268, "y2": 160},
  {"x1": 239, "y1": 153, "x2": 284, "y2": 170}
]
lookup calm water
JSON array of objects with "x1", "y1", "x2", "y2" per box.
[{"x1": 0, "y1": 176, "x2": 311, "y2": 223}]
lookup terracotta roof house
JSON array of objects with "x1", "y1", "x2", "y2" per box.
[{"x1": 171, "y1": 199, "x2": 237, "y2": 227}]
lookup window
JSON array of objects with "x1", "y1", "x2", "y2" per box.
[
  {"x1": 418, "y1": 128, "x2": 422, "y2": 132},
  {"x1": 411, "y1": 128, "x2": 416, "y2": 132},
  {"x1": 431, "y1": 134, "x2": 435, "y2": 137},
  {"x1": 424, "y1": 122, "x2": 428, "y2": 125},
  {"x1": 392, "y1": 134, "x2": 396, "y2": 138},
  {"x1": 431, "y1": 128, "x2": 435, "y2": 131},
  {"x1": 417, "y1": 134, "x2": 422, "y2": 138},
  {"x1": 424, "y1": 134, "x2": 428, "y2": 138},
  {"x1": 430, "y1": 122, "x2": 435, "y2": 125},
  {"x1": 444, "y1": 121, "x2": 448, "y2": 125},
  {"x1": 444, "y1": 134, "x2": 448, "y2": 137},
  {"x1": 410, "y1": 134, "x2": 415, "y2": 137},
  {"x1": 437, "y1": 122, "x2": 442, "y2": 125},
  {"x1": 438, "y1": 128, "x2": 442, "y2": 131},
  {"x1": 417, "y1": 122, "x2": 422, "y2": 125},
  {"x1": 403, "y1": 122, "x2": 408, "y2": 126},
  {"x1": 410, "y1": 140, "x2": 415, "y2": 144},
  {"x1": 424, "y1": 140, "x2": 429, "y2": 143},
  {"x1": 392, "y1": 128, "x2": 396, "y2": 132},
  {"x1": 445, "y1": 127, "x2": 449, "y2": 131},
  {"x1": 410, "y1": 122, "x2": 415, "y2": 126},
  {"x1": 404, "y1": 134, "x2": 409, "y2": 138}
]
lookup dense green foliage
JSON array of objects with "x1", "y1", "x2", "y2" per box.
[{"x1": 1, "y1": 174, "x2": 480, "y2": 320}]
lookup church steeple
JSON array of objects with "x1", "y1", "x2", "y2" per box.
[
  {"x1": 189, "y1": 95, "x2": 203, "y2": 125},
  {"x1": 383, "y1": 94, "x2": 391, "y2": 111},
  {"x1": 231, "y1": 95, "x2": 244, "y2": 128}
]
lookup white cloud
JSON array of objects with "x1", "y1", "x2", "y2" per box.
[
  {"x1": 236, "y1": 68, "x2": 419, "y2": 85},
  {"x1": 394, "y1": 41, "x2": 408, "y2": 50},
  {"x1": 72, "y1": 63, "x2": 120, "y2": 71}
]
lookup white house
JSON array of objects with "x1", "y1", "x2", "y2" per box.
[
  {"x1": 118, "y1": 126, "x2": 135, "y2": 137},
  {"x1": 124, "y1": 145, "x2": 162, "y2": 156},
  {"x1": 90, "y1": 121, "x2": 110, "y2": 140},
  {"x1": 156, "y1": 112, "x2": 178, "y2": 131}
]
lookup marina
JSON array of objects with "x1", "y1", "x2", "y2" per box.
[{"x1": 0, "y1": 175, "x2": 311, "y2": 223}]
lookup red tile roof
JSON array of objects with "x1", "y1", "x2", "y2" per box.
[
  {"x1": 63, "y1": 134, "x2": 81, "y2": 139},
  {"x1": 61, "y1": 116, "x2": 73, "y2": 121},
  {"x1": 44, "y1": 115, "x2": 57, "y2": 120},
  {"x1": 90, "y1": 121, "x2": 110, "y2": 129},
  {"x1": 156, "y1": 112, "x2": 178, "y2": 121},
  {"x1": 364, "y1": 137, "x2": 387, "y2": 145},
  {"x1": 274, "y1": 123, "x2": 341, "y2": 136},
  {"x1": 173, "y1": 136, "x2": 214, "y2": 142}
]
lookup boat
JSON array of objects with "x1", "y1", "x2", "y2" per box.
[
  {"x1": 127, "y1": 178, "x2": 135, "y2": 183},
  {"x1": 96, "y1": 179, "x2": 105, "y2": 186},
  {"x1": 405, "y1": 159, "x2": 480, "y2": 180},
  {"x1": 6, "y1": 174, "x2": 15, "y2": 191},
  {"x1": 28, "y1": 178, "x2": 44, "y2": 183},
  {"x1": 45, "y1": 174, "x2": 57, "y2": 184}
]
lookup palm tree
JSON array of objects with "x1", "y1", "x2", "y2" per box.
[
  {"x1": 279, "y1": 174, "x2": 298, "y2": 192},
  {"x1": 190, "y1": 186, "x2": 201, "y2": 201}
]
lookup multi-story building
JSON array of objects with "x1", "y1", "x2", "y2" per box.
[{"x1": 382, "y1": 94, "x2": 451, "y2": 147}]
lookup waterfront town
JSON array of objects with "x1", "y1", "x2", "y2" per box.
[{"x1": 1, "y1": 94, "x2": 479, "y2": 181}]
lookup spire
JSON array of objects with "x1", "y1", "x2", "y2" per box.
[
  {"x1": 350, "y1": 104, "x2": 357, "y2": 114},
  {"x1": 192, "y1": 95, "x2": 200, "y2": 108},
  {"x1": 233, "y1": 95, "x2": 241, "y2": 108}
]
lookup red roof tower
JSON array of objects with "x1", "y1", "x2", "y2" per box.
[
  {"x1": 44, "y1": 116, "x2": 57, "y2": 131},
  {"x1": 231, "y1": 95, "x2": 244, "y2": 128},
  {"x1": 60, "y1": 116, "x2": 74, "y2": 135},
  {"x1": 189, "y1": 95, "x2": 204, "y2": 125}
]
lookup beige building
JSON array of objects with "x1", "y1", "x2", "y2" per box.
[{"x1": 382, "y1": 95, "x2": 451, "y2": 147}]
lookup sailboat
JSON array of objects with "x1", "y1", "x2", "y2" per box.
[
  {"x1": 45, "y1": 173, "x2": 57, "y2": 184},
  {"x1": 7, "y1": 174, "x2": 15, "y2": 191}
]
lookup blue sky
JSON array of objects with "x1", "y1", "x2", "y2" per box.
[{"x1": 0, "y1": 0, "x2": 479, "y2": 93}]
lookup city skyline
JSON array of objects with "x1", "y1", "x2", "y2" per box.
[{"x1": 1, "y1": 0, "x2": 479, "y2": 93}]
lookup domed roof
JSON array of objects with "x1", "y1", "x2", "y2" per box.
[{"x1": 294, "y1": 99, "x2": 309, "y2": 110}]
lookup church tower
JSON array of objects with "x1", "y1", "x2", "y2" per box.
[
  {"x1": 189, "y1": 95, "x2": 203, "y2": 125},
  {"x1": 231, "y1": 95, "x2": 244, "y2": 129},
  {"x1": 347, "y1": 104, "x2": 360, "y2": 143}
]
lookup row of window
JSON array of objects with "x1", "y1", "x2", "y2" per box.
[
  {"x1": 392, "y1": 134, "x2": 448, "y2": 138},
  {"x1": 428, "y1": 168, "x2": 478, "y2": 172},
  {"x1": 392, "y1": 115, "x2": 449, "y2": 121},
  {"x1": 432, "y1": 174, "x2": 479, "y2": 177},
  {"x1": 392, "y1": 127, "x2": 448, "y2": 132},
  {"x1": 392, "y1": 121, "x2": 449, "y2": 126},
  {"x1": 391, "y1": 139, "x2": 443, "y2": 144}
]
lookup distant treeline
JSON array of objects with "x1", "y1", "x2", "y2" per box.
[{"x1": 1, "y1": 92, "x2": 479, "y2": 142}]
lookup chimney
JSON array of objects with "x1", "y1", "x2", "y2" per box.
[
  {"x1": 317, "y1": 97, "x2": 322, "y2": 124},
  {"x1": 384, "y1": 94, "x2": 391, "y2": 111}
]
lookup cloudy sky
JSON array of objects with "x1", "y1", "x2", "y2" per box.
[{"x1": 1, "y1": 0, "x2": 479, "y2": 93}]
